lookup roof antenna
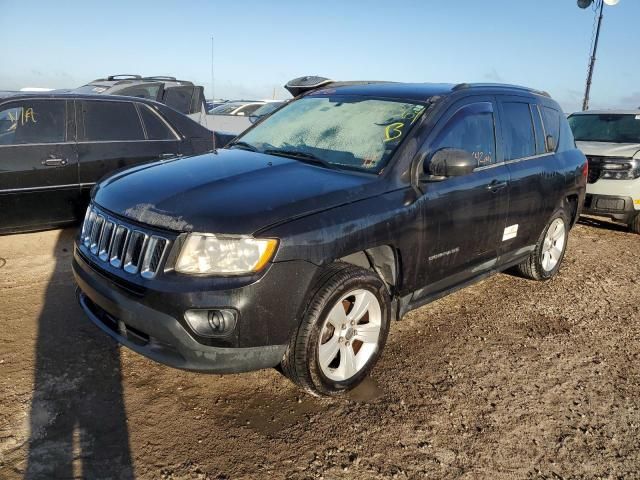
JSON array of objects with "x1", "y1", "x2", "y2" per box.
[{"x1": 211, "y1": 35, "x2": 217, "y2": 152}]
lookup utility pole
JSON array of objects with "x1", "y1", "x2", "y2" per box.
[{"x1": 582, "y1": 0, "x2": 604, "y2": 111}]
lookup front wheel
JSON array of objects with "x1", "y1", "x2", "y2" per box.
[
  {"x1": 281, "y1": 263, "x2": 391, "y2": 397},
  {"x1": 516, "y1": 209, "x2": 570, "y2": 281},
  {"x1": 630, "y1": 213, "x2": 640, "y2": 234}
]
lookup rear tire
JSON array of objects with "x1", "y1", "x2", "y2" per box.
[
  {"x1": 516, "y1": 209, "x2": 570, "y2": 281},
  {"x1": 630, "y1": 213, "x2": 640, "y2": 234},
  {"x1": 281, "y1": 263, "x2": 391, "y2": 397}
]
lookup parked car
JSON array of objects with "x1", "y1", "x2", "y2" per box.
[
  {"x1": 73, "y1": 78, "x2": 587, "y2": 396},
  {"x1": 208, "y1": 101, "x2": 266, "y2": 116},
  {"x1": 74, "y1": 75, "x2": 208, "y2": 125},
  {"x1": 205, "y1": 99, "x2": 229, "y2": 113},
  {"x1": 205, "y1": 101, "x2": 285, "y2": 135},
  {"x1": 0, "y1": 92, "x2": 213, "y2": 234},
  {"x1": 568, "y1": 110, "x2": 640, "y2": 233}
]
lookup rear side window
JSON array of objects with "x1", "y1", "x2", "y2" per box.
[
  {"x1": 502, "y1": 102, "x2": 535, "y2": 160},
  {"x1": 82, "y1": 101, "x2": 144, "y2": 141},
  {"x1": 432, "y1": 102, "x2": 496, "y2": 166},
  {"x1": 139, "y1": 105, "x2": 175, "y2": 140},
  {"x1": 540, "y1": 106, "x2": 561, "y2": 152},
  {"x1": 0, "y1": 100, "x2": 65, "y2": 145},
  {"x1": 163, "y1": 87, "x2": 193, "y2": 114}
]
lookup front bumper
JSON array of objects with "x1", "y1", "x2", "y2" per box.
[
  {"x1": 583, "y1": 193, "x2": 637, "y2": 224},
  {"x1": 73, "y1": 246, "x2": 319, "y2": 373}
]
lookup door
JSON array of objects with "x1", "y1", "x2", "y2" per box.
[
  {"x1": 0, "y1": 99, "x2": 79, "y2": 233},
  {"x1": 76, "y1": 100, "x2": 181, "y2": 203},
  {"x1": 497, "y1": 98, "x2": 564, "y2": 265},
  {"x1": 412, "y1": 98, "x2": 510, "y2": 299}
]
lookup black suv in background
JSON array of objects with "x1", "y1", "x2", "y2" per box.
[
  {"x1": 0, "y1": 92, "x2": 213, "y2": 234},
  {"x1": 74, "y1": 78, "x2": 587, "y2": 396}
]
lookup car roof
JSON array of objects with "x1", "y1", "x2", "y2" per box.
[
  {"x1": 569, "y1": 109, "x2": 640, "y2": 116},
  {"x1": 0, "y1": 91, "x2": 170, "y2": 106},
  {"x1": 302, "y1": 81, "x2": 550, "y2": 102}
]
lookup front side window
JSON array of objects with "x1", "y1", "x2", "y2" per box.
[
  {"x1": 502, "y1": 102, "x2": 536, "y2": 160},
  {"x1": 568, "y1": 114, "x2": 640, "y2": 143},
  {"x1": 234, "y1": 95, "x2": 427, "y2": 172},
  {"x1": 82, "y1": 101, "x2": 144, "y2": 141},
  {"x1": 0, "y1": 100, "x2": 65, "y2": 145},
  {"x1": 432, "y1": 102, "x2": 496, "y2": 166}
]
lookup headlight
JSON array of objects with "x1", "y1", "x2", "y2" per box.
[
  {"x1": 175, "y1": 234, "x2": 278, "y2": 275},
  {"x1": 600, "y1": 158, "x2": 640, "y2": 180}
]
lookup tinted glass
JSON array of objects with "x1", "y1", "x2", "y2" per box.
[
  {"x1": 236, "y1": 95, "x2": 427, "y2": 173},
  {"x1": 163, "y1": 87, "x2": 193, "y2": 114},
  {"x1": 139, "y1": 105, "x2": 174, "y2": 140},
  {"x1": 237, "y1": 104, "x2": 262, "y2": 115},
  {"x1": 82, "y1": 101, "x2": 144, "y2": 141},
  {"x1": 433, "y1": 102, "x2": 496, "y2": 166},
  {"x1": 568, "y1": 114, "x2": 640, "y2": 143},
  {"x1": 540, "y1": 106, "x2": 561, "y2": 151},
  {"x1": 502, "y1": 102, "x2": 535, "y2": 160},
  {"x1": 0, "y1": 100, "x2": 65, "y2": 145},
  {"x1": 115, "y1": 84, "x2": 162, "y2": 100}
]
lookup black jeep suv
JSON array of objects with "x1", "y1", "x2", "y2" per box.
[{"x1": 73, "y1": 77, "x2": 587, "y2": 396}]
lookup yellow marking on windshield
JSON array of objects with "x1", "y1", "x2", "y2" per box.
[{"x1": 384, "y1": 122, "x2": 404, "y2": 142}]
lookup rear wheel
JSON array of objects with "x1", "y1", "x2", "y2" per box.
[
  {"x1": 516, "y1": 209, "x2": 569, "y2": 281},
  {"x1": 630, "y1": 213, "x2": 640, "y2": 234},
  {"x1": 281, "y1": 263, "x2": 391, "y2": 397}
]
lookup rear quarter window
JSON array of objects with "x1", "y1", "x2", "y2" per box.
[
  {"x1": 139, "y1": 105, "x2": 175, "y2": 140},
  {"x1": 540, "y1": 106, "x2": 561, "y2": 151}
]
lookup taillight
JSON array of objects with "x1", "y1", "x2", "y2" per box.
[{"x1": 582, "y1": 161, "x2": 588, "y2": 179}]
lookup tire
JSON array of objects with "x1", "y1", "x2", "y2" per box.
[
  {"x1": 516, "y1": 209, "x2": 570, "y2": 281},
  {"x1": 630, "y1": 213, "x2": 640, "y2": 234},
  {"x1": 281, "y1": 262, "x2": 391, "y2": 397}
]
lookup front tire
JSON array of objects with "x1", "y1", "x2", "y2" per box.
[
  {"x1": 630, "y1": 213, "x2": 640, "y2": 234},
  {"x1": 516, "y1": 209, "x2": 570, "y2": 281},
  {"x1": 281, "y1": 263, "x2": 391, "y2": 397}
]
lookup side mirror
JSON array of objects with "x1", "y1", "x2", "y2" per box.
[
  {"x1": 425, "y1": 148, "x2": 477, "y2": 179},
  {"x1": 545, "y1": 134, "x2": 557, "y2": 152}
]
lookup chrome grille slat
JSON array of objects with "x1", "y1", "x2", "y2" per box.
[{"x1": 79, "y1": 205, "x2": 169, "y2": 278}]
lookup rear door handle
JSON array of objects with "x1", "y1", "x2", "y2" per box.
[
  {"x1": 486, "y1": 180, "x2": 508, "y2": 192},
  {"x1": 41, "y1": 158, "x2": 68, "y2": 167}
]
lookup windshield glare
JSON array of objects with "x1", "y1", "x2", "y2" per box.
[
  {"x1": 234, "y1": 95, "x2": 426, "y2": 173},
  {"x1": 568, "y1": 114, "x2": 640, "y2": 143}
]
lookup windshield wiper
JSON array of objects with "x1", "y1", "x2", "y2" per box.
[
  {"x1": 226, "y1": 140, "x2": 259, "y2": 152},
  {"x1": 263, "y1": 149, "x2": 337, "y2": 170}
]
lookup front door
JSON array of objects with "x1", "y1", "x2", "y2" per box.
[
  {"x1": 0, "y1": 99, "x2": 79, "y2": 234},
  {"x1": 412, "y1": 98, "x2": 510, "y2": 299}
]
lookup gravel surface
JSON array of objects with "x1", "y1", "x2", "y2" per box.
[{"x1": 1, "y1": 219, "x2": 639, "y2": 479}]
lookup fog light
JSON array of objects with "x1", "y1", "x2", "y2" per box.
[{"x1": 184, "y1": 309, "x2": 238, "y2": 337}]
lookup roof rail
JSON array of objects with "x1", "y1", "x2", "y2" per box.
[
  {"x1": 452, "y1": 82, "x2": 550, "y2": 98},
  {"x1": 107, "y1": 74, "x2": 142, "y2": 81}
]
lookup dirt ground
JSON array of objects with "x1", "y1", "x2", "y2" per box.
[{"x1": 1, "y1": 218, "x2": 639, "y2": 479}]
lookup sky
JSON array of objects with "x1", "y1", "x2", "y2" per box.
[{"x1": 1, "y1": 0, "x2": 639, "y2": 113}]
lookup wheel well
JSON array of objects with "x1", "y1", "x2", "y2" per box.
[
  {"x1": 566, "y1": 194, "x2": 579, "y2": 226},
  {"x1": 338, "y1": 245, "x2": 399, "y2": 291}
]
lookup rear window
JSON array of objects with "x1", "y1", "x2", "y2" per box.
[
  {"x1": 0, "y1": 100, "x2": 66, "y2": 145},
  {"x1": 163, "y1": 87, "x2": 193, "y2": 114},
  {"x1": 82, "y1": 101, "x2": 144, "y2": 141},
  {"x1": 502, "y1": 102, "x2": 536, "y2": 160},
  {"x1": 139, "y1": 105, "x2": 175, "y2": 140}
]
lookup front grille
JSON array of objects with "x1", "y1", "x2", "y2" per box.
[
  {"x1": 587, "y1": 156, "x2": 602, "y2": 184},
  {"x1": 80, "y1": 205, "x2": 170, "y2": 279}
]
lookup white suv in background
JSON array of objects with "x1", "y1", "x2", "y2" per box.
[{"x1": 569, "y1": 110, "x2": 640, "y2": 233}]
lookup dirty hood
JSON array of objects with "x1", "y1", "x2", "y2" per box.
[
  {"x1": 576, "y1": 141, "x2": 640, "y2": 158},
  {"x1": 93, "y1": 149, "x2": 381, "y2": 234}
]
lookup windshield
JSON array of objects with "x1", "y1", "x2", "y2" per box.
[
  {"x1": 568, "y1": 114, "x2": 640, "y2": 143},
  {"x1": 233, "y1": 95, "x2": 427, "y2": 173}
]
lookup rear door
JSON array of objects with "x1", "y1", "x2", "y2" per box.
[
  {"x1": 77, "y1": 99, "x2": 181, "y2": 201},
  {"x1": 0, "y1": 98, "x2": 79, "y2": 233},
  {"x1": 498, "y1": 96, "x2": 565, "y2": 264}
]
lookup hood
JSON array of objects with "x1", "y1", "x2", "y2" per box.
[
  {"x1": 93, "y1": 149, "x2": 382, "y2": 234},
  {"x1": 576, "y1": 141, "x2": 640, "y2": 158}
]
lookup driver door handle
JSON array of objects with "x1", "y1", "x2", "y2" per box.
[
  {"x1": 486, "y1": 179, "x2": 508, "y2": 192},
  {"x1": 41, "y1": 158, "x2": 68, "y2": 167}
]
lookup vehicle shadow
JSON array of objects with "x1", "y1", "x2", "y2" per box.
[
  {"x1": 577, "y1": 215, "x2": 630, "y2": 233},
  {"x1": 25, "y1": 228, "x2": 134, "y2": 479}
]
